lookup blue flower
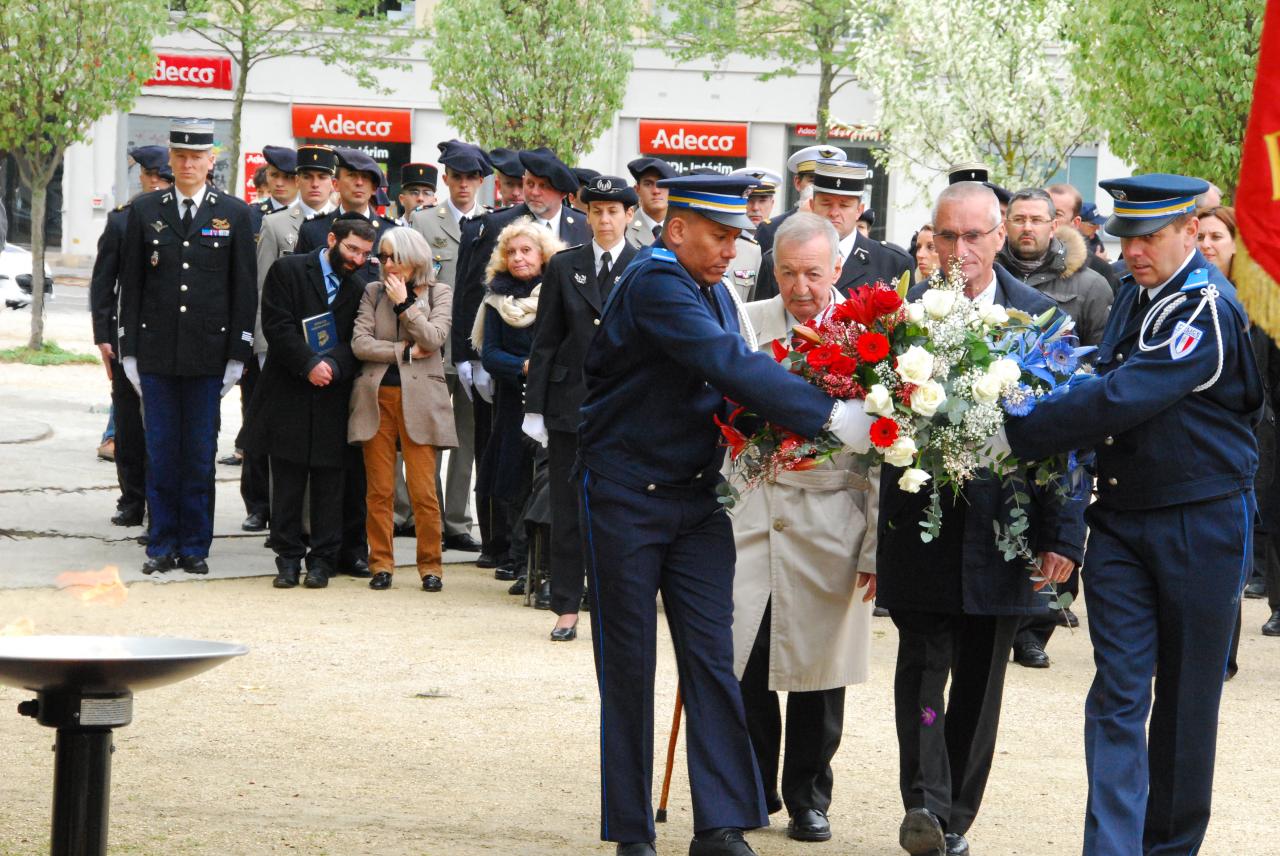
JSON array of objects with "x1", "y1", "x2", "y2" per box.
[
  {"x1": 1044, "y1": 340, "x2": 1078, "y2": 375},
  {"x1": 1001, "y1": 383, "x2": 1037, "y2": 417}
]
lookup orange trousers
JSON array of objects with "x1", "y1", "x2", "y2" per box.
[{"x1": 363, "y1": 387, "x2": 442, "y2": 578}]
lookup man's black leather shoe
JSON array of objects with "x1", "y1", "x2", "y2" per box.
[
  {"x1": 1244, "y1": 578, "x2": 1267, "y2": 599},
  {"x1": 616, "y1": 844, "x2": 655, "y2": 856},
  {"x1": 1013, "y1": 639, "x2": 1050, "y2": 668},
  {"x1": 303, "y1": 567, "x2": 328, "y2": 588},
  {"x1": 1054, "y1": 607, "x2": 1080, "y2": 628},
  {"x1": 899, "y1": 808, "x2": 945, "y2": 855},
  {"x1": 369, "y1": 571, "x2": 392, "y2": 590},
  {"x1": 494, "y1": 564, "x2": 521, "y2": 581},
  {"x1": 1263, "y1": 609, "x2": 1280, "y2": 636},
  {"x1": 945, "y1": 832, "x2": 969, "y2": 855},
  {"x1": 141, "y1": 555, "x2": 175, "y2": 575},
  {"x1": 764, "y1": 791, "x2": 783, "y2": 815},
  {"x1": 339, "y1": 558, "x2": 372, "y2": 578},
  {"x1": 508, "y1": 576, "x2": 527, "y2": 596},
  {"x1": 422, "y1": 574, "x2": 442, "y2": 592},
  {"x1": 273, "y1": 558, "x2": 301, "y2": 589},
  {"x1": 111, "y1": 506, "x2": 144, "y2": 527},
  {"x1": 241, "y1": 512, "x2": 268, "y2": 532},
  {"x1": 444, "y1": 532, "x2": 482, "y2": 552},
  {"x1": 787, "y1": 808, "x2": 831, "y2": 842},
  {"x1": 534, "y1": 580, "x2": 552, "y2": 610},
  {"x1": 476, "y1": 552, "x2": 505, "y2": 569},
  {"x1": 689, "y1": 827, "x2": 756, "y2": 855},
  {"x1": 179, "y1": 556, "x2": 209, "y2": 575}
]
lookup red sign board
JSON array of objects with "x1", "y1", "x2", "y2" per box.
[
  {"x1": 792, "y1": 123, "x2": 883, "y2": 143},
  {"x1": 242, "y1": 151, "x2": 266, "y2": 203},
  {"x1": 292, "y1": 104, "x2": 413, "y2": 144},
  {"x1": 145, "y1": 54, "x2": 233, "y2": 90},
  {"x1": 639, "y1": 120, "x2": 748, "y2": 158}
]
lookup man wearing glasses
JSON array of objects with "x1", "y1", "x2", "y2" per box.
[{"x1": 239, "y1": 216, "x2": 378, "y2": 589}]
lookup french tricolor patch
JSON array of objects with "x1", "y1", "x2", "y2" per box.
[{"x1": 1169, "y1": 321, "x2": 1202, "y2": 360}]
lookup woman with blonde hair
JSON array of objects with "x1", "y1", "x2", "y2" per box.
[
  {"x1": 472, "y1": 218, "x2": 564, "y2": 587},
  {"x1": 349, "y1": 226, "x2": 456, "y2": 591}
]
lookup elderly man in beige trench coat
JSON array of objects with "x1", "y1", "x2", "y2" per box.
[{"x1": 729, "y1": 212, "x2": 879, "y2": 845}]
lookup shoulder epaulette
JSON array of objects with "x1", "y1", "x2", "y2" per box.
[
  {"x1": 555, "y1": 243, "x2": 584, "y2": 256},
  {"x1": 651, "y1": 247, "x2": 679, "y2": 264},
  {"x1": 114, "y1": 203, "x2": 130, "y2": 212},
  {"x1": 739, "y1": 233, "x2": 758, "y2": 245}
]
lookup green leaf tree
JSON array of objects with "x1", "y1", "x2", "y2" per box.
[
  {"x1": 651, "y1": 0, "x2": 869, "y2": 143},
  {"x1": 855, "y1": 0, "x2": 1096, "y2": 195},
  {"x1": 175, "y1": 0, "x2": 418, "y2": 192},
  {"x1": 1067, "y1": 0, "x2": 1263, "y2": 197},
  {"x1": 0, "y1": 0, "x2": 165, "y2": 350},
  {"x1": 427, "y1": 0, "x2": 638, "y2": 160}
]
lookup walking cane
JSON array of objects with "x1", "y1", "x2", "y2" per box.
[{"x1": 655, "y1": 684, "x2": 684, "y2": 823}]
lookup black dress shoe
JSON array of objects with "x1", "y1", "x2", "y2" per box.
[
  {"x1": 787, "y1": 808, "x2": 831, "y2": 842},
  {"x1": 179, "y1": 556, "x2": 209, "y2": 575},
  {"x1": 476, "y1": 552, "x2": 505, "y2": 569},
  {"x1": 550, "y1": 623, "x2": 577, "y2": 642},
  {"x1": 141, "y1": 555, "x2": 175, "y2": 575},
  {"x1": 615, "y1": 844, "x2": 655, "y2": 856},
  {"x1": 443, "y1": 532, "x2": 483, "y2": 552},
  {"x1": 1055, "y1": 606, "x2": 1080, "y2": 628},
  {"x1": 690, "y1": 827, "x2": 755, "y2": 856},
  {"x1": 339, "y1": 558, "x2": 372, "y2": 578},
  {"x1": 111, "y1": 506, "x2": 144, "y2": 527},
  {"x1": 241, "y1": 512, "x2": 268, "y2": 532},
  {"x1": 1013, "y1": 639, "x2": 1050, "y2": 668},
  {"x1": 534, "y1": 580, "x2": 552, "y2": 610},
  {"x1": 764, "y1": 790, "x2": 783, "y2": 815},
  {"x1": 393, "y1": 521, "x2": 416, "y2": 537},
  {"x1": 1244, "y1": 579, "x2": 1267, "y2": 599},
  {"x1": 899, "y1": 808, "x2": 946, "y2": 855},
  {"x1": 1263, "y1": 609, "x2": 1280, "y2": 637},
  {"x1": 217, "y1": 452, "x2": 243, "y2": 466},
  {"x1": 945, "y1": 832, "x2": 970, "y2": 855},
  {"x1": 422, "y1": 574, "x2": 442, "y2": 592},
  {"x1": 369, "y1": 571, "x2": 392, "y2": 590},
  {"x1": 508, "y1": 576, "x2": 527, "y2": 596},
  {"x1": 273, "y1": 558, "x2": 301, "y2": 589},
  {"x1": 303, "y1": 567, "x2": 328, "y2": 589},
  {"x1": 494, "y1": 564, "x2": 521, "y2": 581}
]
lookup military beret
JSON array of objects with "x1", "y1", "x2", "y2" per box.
[
  {"x1": 1100, "y1": 173, "x2": 1209, "y2": 237},
  {"x1": 858, "y1": 208, "x2": 876, "y2": 225},
  {"x1": 581, "y1": 175, "x2": 638, "y2": 208},
  {"x1": 627, "y1": 157, "x2": 677, "y2": 182},
  {"x1": 128, "y1": 145, "x2": 173, "y2": 181},
  {"x1": 262, "y1": 145, "x2": 297, "y2": 175},
  {"x1": 519, "y1": 147, "x2": 578, "y2": 194},
  {"x1": 333, "y1": 147, "x2": 384, "y2": 188},
  {"x1": 401, "y1": 162, "x2": 438, "y2": 189},
  {"x1": 573, "y1": 167, "x2": 601, "y2": 188},
  {"x1": 487, "y1": 147, "x2": 523, "y2": 179},
  {"x1": 658, "y1": 174, "x2": 761, "y2": 230},
  {"x1": 439, "y1": 140, "x2": 493, "y2": 177},
  {"x1": 296, "y1": 144, "x2": 338, "y2": 174}
]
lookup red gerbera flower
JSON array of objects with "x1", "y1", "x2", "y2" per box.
[
  {"x1": 807, "y1": 343, "x2": 841, "y2": 369},
  {"x1": 829, "y1": 354, "x2": 859, "y2": 376},
  {"x1": 856, "y1": 332, "x2": 890, "y2": 363},
  {"x1": 870, "y1": 417, "x2": 899, "y2": 448}
]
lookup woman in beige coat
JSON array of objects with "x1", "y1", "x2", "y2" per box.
[{"x1": 349, "y1": 227, "x2": 457, "y2": 591}]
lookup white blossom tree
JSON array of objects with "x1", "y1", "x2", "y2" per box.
[{"x1": 856, "y1": 0, "x2": 1096, "y2": 196}]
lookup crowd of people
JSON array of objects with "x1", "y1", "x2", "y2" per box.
[{"x1": 85, "y1": 118, "x2": 1272, "y2": 856}]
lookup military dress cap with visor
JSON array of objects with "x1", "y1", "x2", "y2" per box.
[
  {"x1": 581, "y1": 175, "x2": 638, "y2": 209},
  {"x1": 296, "y1": 144, "x2": 338, "y2": 174},
  {"x1": 332, "y1": 147, "x2": 384, "y2": 189},
  {"x1": 947, "y1": 161, "x2": 1012, "y2": 205},
  {"x1": 486, "y1": 146, "x2": 523, "y2": 179},
  {"x1": 811, "y1": 158, "x2": 868, "y2": 196},
  {"x1": 787, "y1": 144, "x2": 847, "y2": 175},
  {"x1": 656, "y1": 173, "x2": 762, "y2": 230},
  {"x1": 128, "y1": 145, "x2": 173, "y2": 182},
  {"x1": 627, "y1": 156, "x2": 678, "y2": 182},
  {"x1": 518, "y1": 147, "x2": 579, "y2": 194},
  {"x1": 1100, "y1": 173, "x2": 1210, "y2": 238},
  {"x1": 401, "y1": 162, "x2": 438, "y2": 189},
  {"x1": 437, "y1": 140, "x2": 493, "y2": 177},
  {"x1": 261, "y1": 145, "x2": 298, "y2": 175},
  {"x1": 731, "y1": 166, "x2": 782, "y2": 196},
  {"x1": 169, "y1": 118, "x2": 216, "y2": 151}
]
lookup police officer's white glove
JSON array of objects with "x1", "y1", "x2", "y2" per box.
[
  {"x1": 221, "y1": 360, "x2": 244, "y2": 397},
  {"x1": 829, "y1": 399, "x2": 876, "y2": 454},
  {"x1": 122, "y1": 356, "x2": 141, "y2": 396},
  {"x1": 521, "y1": 412, "x2": 549, "y2": 448},
  {"x1": 472, "y1": 361, "x2": 495, "y2": 404},
  {"x1": 456, "y1": 359, "x2": 474, "y2": 401}
]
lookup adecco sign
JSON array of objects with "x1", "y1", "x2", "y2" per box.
[
  {"x1": 292, "y1": 104, "x2": 412, "y2": 144},
  {"x1": 639, "y1": 120, "x2": 748, "y2": 158},
  {"x1": 145, "y1": 54, "x2": 233, "y2": 90}
]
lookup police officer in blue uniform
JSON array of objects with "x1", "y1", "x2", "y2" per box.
[
  {"x1": 578, "y1": 174, "x2": 875, "y2": 856},
  {"x1": 118, "y1": 119, "x2": 258, "y2": 575},
  {"x1": 1004, "y1": 174, "x2": 1263, "y2": 856}
]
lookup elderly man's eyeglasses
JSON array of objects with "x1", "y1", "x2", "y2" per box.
[
  {"x1": 934, "y1": 224, "x2": 1001, "y2": 246},
  {"x1": 1007, "y1": 216, "x2": 1054, "y2": 228}
]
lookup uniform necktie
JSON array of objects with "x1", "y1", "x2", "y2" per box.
[
  {"x1": 598, "y1": 251, "x2": 612, "y2": 286},
  {"x1": 181, "y1": 198, "x2": 194, "y2": 232},
  {"x1": 1138, "y1": 288, "x2": 1151, "y2": 309},
  {"x1": 544, "y1": 220, "x2": 553, "y2": 231},
  {"x1": 652, "y1": 224, "x2": 662, "y2": 240}
]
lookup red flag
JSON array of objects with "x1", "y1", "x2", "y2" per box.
[{"x1": 1237, "y1": 2, "x2": 1280, "y2": 335}]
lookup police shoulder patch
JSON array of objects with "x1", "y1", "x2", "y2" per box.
[
  {"x1": 651, "y1": 247, "x2": 678, "y2": 264},
  {"x1": 1169, "y1": 320, "x2": 1203, "y2": 360}
]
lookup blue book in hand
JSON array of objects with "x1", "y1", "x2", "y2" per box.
[{"x1": 302, "y1": 311, "x2": 338, "y2": 353}]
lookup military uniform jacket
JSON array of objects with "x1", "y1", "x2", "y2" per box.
[
  {"x1": 118, "y1": 188, "x2": 257, "y2": 376},
  {"x1": 253, "y1": 204, "x2": 315, "y2": 356},
  {"x1": 578, "y1": 244, "x2": 836, "y2": 493},
  {"x1": 1007, "y1": 250, "x2": 1263, "y2": 511},
  {"x1": 294, "y1": 207, "x2": 397, "y2": 283},
  {"x1": 89, "y1": 205, "x2": 130, "y2": 349},
  {"x1": 453, "y1": 202, "x2": 592, "y2": 364},
  {"x1": 624, "y1": 214, "x2": 659, "y2": 249},
  {"x1": 754, "y1": 229, "x2": 914, "y2": 302},
  {"x1": 728, "y1": 234, "x2": 761, "y2": 302},
  {"x1": 525, "y1": 241, "x2": 637, "y2": 433},
  {"x1": 753, "y1": 208, "x2": 796, "y2": 255}
]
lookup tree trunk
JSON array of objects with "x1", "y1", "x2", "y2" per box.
[
  {"x1": 23, "y1": 159, "x2": 52, "y2": 351},
  {"x1": 816, "y1": 56, "x2": 834, "y2": 144},
  {"x1": 225, "y1": 43, "x2": 251, "y2": 197}
]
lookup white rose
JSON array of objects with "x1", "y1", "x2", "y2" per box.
[
  {"x1": 905, "y1": 302, "x2": 926, "y2": 324},
  {"x1": 978, "y1": 303, "x2": 1009, "y2": 327},
  {"x1": 921, "y1": 288, "x2": 957, "y2": 319},
  {"x1": 898, "y1": 467, "x2": 932, "y2": 493},
  {"x1": 988, "y1": 357, "x2": 1022, "y2": 386},
  {"x1": 895, "y1": 344, "x2": 935, "y2": 385},
  {"x1": 863, "y1": 383, "x2": 895, "y2": 417},
  {"x1": 883, "y1": 436, "x2": 918, "y2": 467},
  {"x1": 972, "y1": 373, "x2": 1004, "y2": 405},
  {"x1": 909, "y1": 380, "x2": 947, "y2": 418}
]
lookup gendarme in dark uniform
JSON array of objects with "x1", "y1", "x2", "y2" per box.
[
  {"x1": 1005, "y1": 174, "x2": 1263, "y2": 856},
  {"x1": 295, "y1": 147, "x2": 397, "y2": 283},
  {"x1": 753, "y1": 144, "x2": 846, "y2": 254},
  {"x1": 117, "y1": 118, "x2": 257, "y2": 574},
  {"x1": 577, "y1": 174, "x2": 872, "y2": 856}
]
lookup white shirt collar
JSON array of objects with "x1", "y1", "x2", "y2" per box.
[
  {"x1": 447, "y1": 198, "x2": 480, "y2": 224},
  {"x1": 971, "y1": 271, "x2": 999, "y2": 306},
  {"x1": 592, "y1": 238, "x2": 627, "y2": 270},
  {"x1": 176, "y1": 184, "x2": 208, "y2": 217},
  {"x1": 339, "y1": 205, "x2": 375, "y2": 220},
  {"x1": 537, "y1": 206, "x2": 562, "y2": 235},
  {"x1": 837, "y1": 229, "x2": 858, "y2": 263},
  {"x1": 1143, "y1": 250, "x2": 1198, "y2": 303},
  {"x1": 297, "y1": 199, "x2": 327, "y2": 218}
]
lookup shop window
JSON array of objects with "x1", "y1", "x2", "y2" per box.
[
  {"x1": 1, "y1": 155, "x2": 63, "y2": 250},
  {"x1": 1045, "y1": 155, "x2": 1098, "y2": 205}
]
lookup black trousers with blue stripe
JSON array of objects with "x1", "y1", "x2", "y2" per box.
[{"x1": 580, "y1": 470, "x2": 769, "y2": 843}]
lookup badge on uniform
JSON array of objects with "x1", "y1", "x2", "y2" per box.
[
  {"x1": 1170, "y1": 321, "x2": 1203, "y2": 360},
  {"x1": 432, "y1": 236, "x2": 446, "y2": 248},
  {"x1": 150, "y1": 221, "x2": 166, "y2": 233},
  {"x1": 733, "y1": 270, "x2": 754, "y2": 280},
  {"x1": 150, "y1": 250, "x2": 159, "y2": 268},
  {"x1": 212, "y1": 218, "x2": 230, "y2": 230},
  {"x1": 202, "y1": 227, "x2": 230, "y2": 237},
  {"x1": 853, "y1": 247, "x2": 869, "y2": 262},
  {"x1": 573, "y1": 272, "x2": 587, "y2": 284}
]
